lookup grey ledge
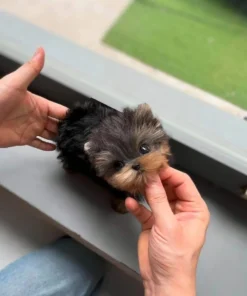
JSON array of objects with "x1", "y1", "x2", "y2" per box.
[{"x1": 0, "y1": 11, "x2": 247, "y2": 176}]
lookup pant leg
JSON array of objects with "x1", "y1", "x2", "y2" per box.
[{"x1": 0, "y1": 237, "x2": 105, "y2": 296}]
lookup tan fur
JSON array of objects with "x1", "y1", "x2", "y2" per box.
[
  {"x1": 106, "y1": 144, "x2": 170, "y2": 195},
  {"x1": 139, "y1": 151, "x2": 166, "y2": 172},
  {"x1": 106, "y1": 163, "x2": 142, "y2": 194}
]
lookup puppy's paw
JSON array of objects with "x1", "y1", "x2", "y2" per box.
[
  {"x1": 111, "y1": 197, "x2": 128, "y2": 214},
  {"x1": 63, "y1": 168, "x2": 75, "y2": 175},
  {"x1": 62, "y1": 164, "x2": 76, "y2": 174},
  {"x1": 63, "y1": 168, "x2": 75, "y2": 174}
]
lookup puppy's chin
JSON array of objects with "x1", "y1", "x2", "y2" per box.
[
  {"x1": 105, "y1": 163, "x2": 143, "y2": 194},
  {"x1": 105, "y1": 147, "x2": 170, "y2": 195}
]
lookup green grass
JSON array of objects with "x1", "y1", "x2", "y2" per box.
[{"x1": 104, "y1": 0, "x2": 247, "y2": 109}]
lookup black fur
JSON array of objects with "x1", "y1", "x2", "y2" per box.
[
  {"x1": 57, "y1": 98, "x2": 117, "y2": 172},
  {"x1": 57, "y1": 98, "x2": 169, "y2": 204},
  {"x1": 57, "y1": 98, "x2": 129, "y2": 200}
]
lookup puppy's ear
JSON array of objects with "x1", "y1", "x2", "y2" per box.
[
  {"x1": 84, "y1": 142, "x2": 92, "y2": 154},
  {"x1": 134, "y1": 103, "x2": 154, "y2": 126},
  {"x1": 135, "y1": 103, "x2": 153, "y2": 118}
]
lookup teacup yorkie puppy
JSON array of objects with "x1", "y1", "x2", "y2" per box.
[{"x1": 57, "y1": 98, "x2": 170, "y2": 213}]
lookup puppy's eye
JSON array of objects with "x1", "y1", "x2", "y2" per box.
[
  {"x1": 139, "y1": 144, "x2": 150, "y2": 155},
  {"x1": 114, "y1": 161, "x2": 125, "y2": 171}
]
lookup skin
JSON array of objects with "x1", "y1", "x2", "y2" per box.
[
  {"x1": 0, "y1": 47, "x2": 67, "y2": 150},
  {"x1": 126, "y1": 168, "x2": 210, "y2": 296},
  {"x1": 0, "y1": 48, "x2": 210, "y2": 295}
]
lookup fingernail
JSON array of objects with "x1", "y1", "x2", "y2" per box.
[{"x1": 32, "y1": 47, "x2": 42, "y2": 61}]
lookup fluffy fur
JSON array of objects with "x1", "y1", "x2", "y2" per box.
[{"x1": 57, "y1": 98, "x2": 170, "y2": 212}]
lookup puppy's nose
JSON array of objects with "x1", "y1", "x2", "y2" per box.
[{"x1": 132, "y1": 164, "x2": 141, "y2": 171}]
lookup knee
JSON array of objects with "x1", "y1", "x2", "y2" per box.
[{"x1": 0, "y1": 237, "x2": 106, "y2": 296}]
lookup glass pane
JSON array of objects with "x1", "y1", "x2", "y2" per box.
[{"x1": 104, "y1": 0, "x2": 247, "y2": 110}]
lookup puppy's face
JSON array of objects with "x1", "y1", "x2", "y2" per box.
[{"x1": 85, "y1": 104, "x2": 170, "y2": 194}]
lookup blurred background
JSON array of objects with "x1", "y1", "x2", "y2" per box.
[{"x1": 1, "y1": 0, "x2": 246, "y2": 112}]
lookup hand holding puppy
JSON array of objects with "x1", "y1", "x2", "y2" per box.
[{"x1": 126, "y1": 167, "x2": 210, "y2": 296}]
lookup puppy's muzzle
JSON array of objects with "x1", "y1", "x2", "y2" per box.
[{"x1": 136, "y1": 150, "x2": 168, "y2": 173}]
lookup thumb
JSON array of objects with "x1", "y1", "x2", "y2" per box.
[
  {"x1": 145, "y1": 173, "x2": 175, "y2": 228},
  {"x1": 4, "y1": 47, "x2": 45, "y2": 89}
]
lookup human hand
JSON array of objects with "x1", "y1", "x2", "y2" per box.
[
  {"x1": 126, "y1": 167, "x2": 210, "y2": 296},
  {"x1": 0, "y1": 48, "x2": 67, "y2": 150}
]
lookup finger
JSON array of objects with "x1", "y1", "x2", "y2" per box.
[
  {"x1": 145, "y1": 174, "x2": 175, "y2": 226},
  {"x1": 47, "y1": 101, "x2": 68, "y2": 119},
  {"x1": 29, "y1": 138, "x2": 56, "y2": 151},
  {"x1": 169, "y1": 200, "x2": 177, "y2": 214},
  {"x1": 125, "y1": 197, "x2": 154, "y2": 230},
  {"x1": 8, "y1": 48, "x2": 45, "y2": 89},
  {"x1": 160, "y1": 167, "x2": 202, "y2": 203},
  {"x1": 40, "y1": 129, "x2": 57, "y2": 141},
  {"x1": 163, "y1": 184, "x2": 177, "y2": 201},
  {"x1": 45, "y1": 117, "x2": 59, "y2": 134},
  {"x1": 32, "y1": 94, "x2": 68, "y2": 120}
]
